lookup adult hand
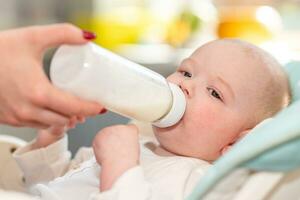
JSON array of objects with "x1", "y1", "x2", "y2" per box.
[
  {"x1": 0, "y1": 23, "x2": 103, "y2": 128},
  {"x1": 93, "y1": 124, "x2": 140, "y2": 191}
]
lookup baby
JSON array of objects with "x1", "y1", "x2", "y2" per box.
[{"x1": 14, "y1": 39, "x2": 291, "y2": 200}]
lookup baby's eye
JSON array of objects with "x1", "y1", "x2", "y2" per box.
[
  {"x1": 180, "y1": 71, "x2": 192, "y2": 78},
  {"x1": 207, "y1": 88, "x2": 223, "y2": 101}
]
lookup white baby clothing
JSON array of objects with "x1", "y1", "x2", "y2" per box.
[{"x1": 14, "y1": 136, "x2": 211, "y2": 200}]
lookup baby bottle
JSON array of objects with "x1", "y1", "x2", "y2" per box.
[{"x1": 50, "y1": 43, "x2": 186, "y2": 128}]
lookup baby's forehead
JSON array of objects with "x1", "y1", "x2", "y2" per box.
[
  {"x1": 192, "y1": 40, "x2": 259, "y2": 59},
  {"x1": 190, "y1": 42, "x2": 263, "y2": 74},
  {"x1": 190, "y1": 40, "x2": 273, "y2": 96}
]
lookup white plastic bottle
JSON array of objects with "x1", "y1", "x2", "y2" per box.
[{"x1": 50, "y1": 43, "x2": 186, "y2": 128}]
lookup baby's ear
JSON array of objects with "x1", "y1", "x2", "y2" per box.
[{"x1": 220, "y1": 129, "x2": 251, "y2": 156}]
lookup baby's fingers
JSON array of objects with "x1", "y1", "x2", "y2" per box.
[
  {"x1": 48, "y1": 126, "x2": 67, "y2": 137},
  {"x1": 77, "y1": 115, "x2": 86, "y2": 123},
  {"x1": 67, "y1": 116, "x2": 78, "y2": 128}
]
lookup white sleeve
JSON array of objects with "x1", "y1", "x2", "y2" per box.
[
  {"x1": 13, "y1": 136, "x2": 71, "y2": 187},
  {"x1": 88, "y1": 159, "x2": 209, "y2": 200},
  {"x1": 89, "y1": 166, "x2": 153, "y2": 200}
]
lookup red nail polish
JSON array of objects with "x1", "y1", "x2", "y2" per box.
[
  {"x1": 82, "y1": 30, "x2": 96, "y2": 40},
  {"x1": 99, "y1": 108, "x2": 107, "y2": 114}
]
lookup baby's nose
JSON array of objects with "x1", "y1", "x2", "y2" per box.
[{"x1": 179, "y1": 84, "x2": 190, "y2": 96}]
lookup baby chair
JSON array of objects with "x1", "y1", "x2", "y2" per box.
[{"x1": 187, "y1": 61, "x2": 300, "y2": 200}]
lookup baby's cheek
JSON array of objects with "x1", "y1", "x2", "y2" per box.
[
  {"x1": 190, "y1": 103, "x2": 220, "y2": 127},
  {"x1": 188, "y1": 102, "x2": 230, "y2": 143}
]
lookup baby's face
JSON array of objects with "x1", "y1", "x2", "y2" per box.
[{"x1": 153, "y1": 41, "x2": 270, "y2": 161}]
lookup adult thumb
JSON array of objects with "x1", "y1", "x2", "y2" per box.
[{"x1": 29, "y1": 23, "x2": 96, "y2": 52}]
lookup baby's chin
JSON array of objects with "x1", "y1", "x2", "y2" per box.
[
  {"x1": 151, "y1": 126, "x2": 163, "y2": 139},
  {"x1": 152, "y1": 111, "x2": 185, "y2": 134},
  {"x1": 151, "y1": 126, "x2": 168, "y2": 141},
  {"x1": 151, "y1": 124, "x2": 177, "y2": 136}
]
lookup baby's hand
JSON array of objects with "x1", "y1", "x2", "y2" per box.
[
  {"x1": 92, "y1": 124, "x2": 139, "y2": 191},
  {"x1": 33, "y1": 116, "x2": 85, "y2": 149}
]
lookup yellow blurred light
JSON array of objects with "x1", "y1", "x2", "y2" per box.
[
  {"x1": 217, "y1": 6, "x2": 282, "y2": 44},
  {"x1": 91, "y1": 6, "x2": 150, "y2": 50}
]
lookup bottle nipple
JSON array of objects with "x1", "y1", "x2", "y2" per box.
[{"x1": 152, "y1": 83, "x2": 186, "y2": 128}]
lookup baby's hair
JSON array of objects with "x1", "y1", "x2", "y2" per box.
[{"x1": 222, "y1": 39, "x2": 292, "y2": 123}]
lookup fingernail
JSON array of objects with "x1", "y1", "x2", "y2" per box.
[
  {"x1": 82, "y1": 30, "x2": 96, "y2": 40},
  {"x1": 99, "y1": 108, "x2": 107, "y2": 114}
]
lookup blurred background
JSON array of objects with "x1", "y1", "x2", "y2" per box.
[{"x1": 1, "y1": 0, "x2": 300, "y2": 154}]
